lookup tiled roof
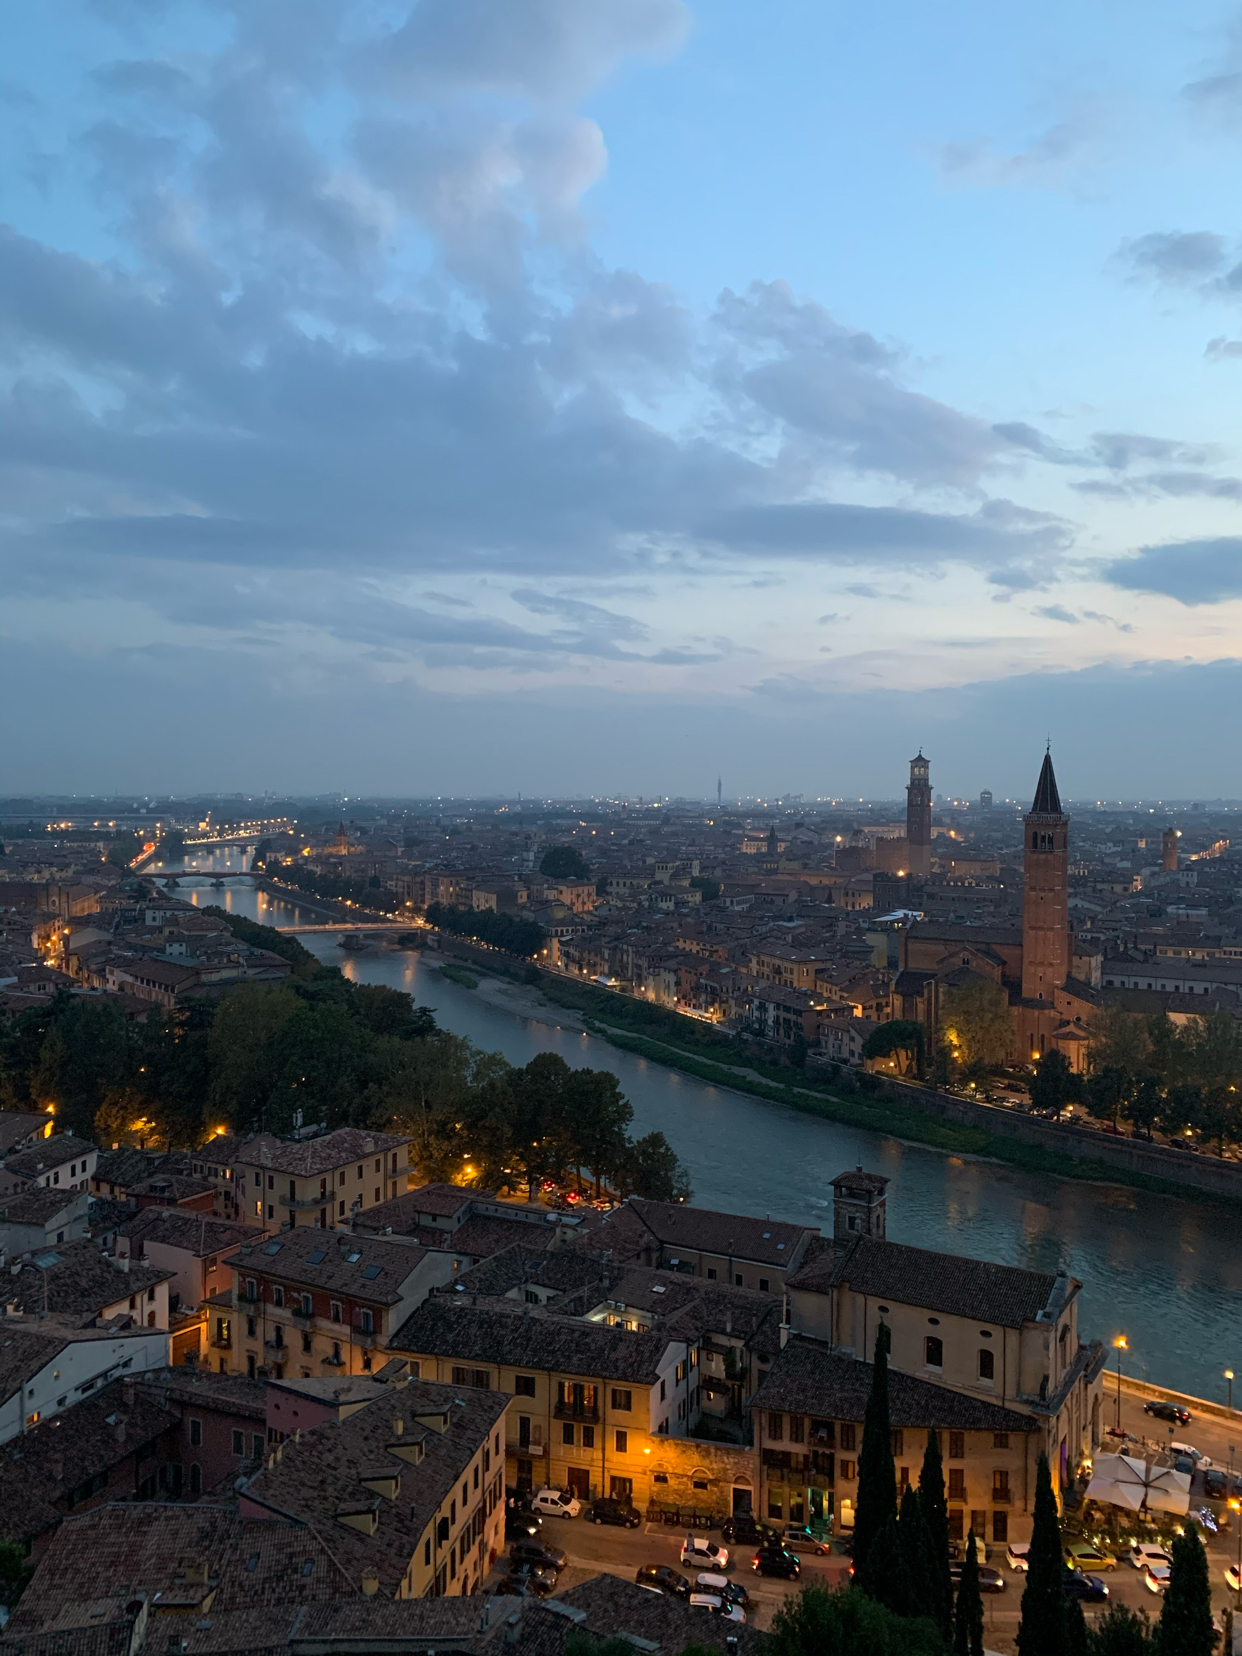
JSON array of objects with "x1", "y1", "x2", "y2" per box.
[
  {"x1": 452, "y1": 1245, "x2": 612, "y2": 1302},
  {"x1": 133, "y1": 1365, "x2": 267, "y2": 1421},
  {"x1": 750, "y1": 1337, "x2": 1040, "y2": 1432},
  {"x1": 405, "y1": 1182, "x2": 482, "y2": 1217},
  {"x1": 0, "y1": 1111, "x2": 50, "y2": 1155},
  {"x1": 8, "y1": 1240, "x2": 174, "y2": 1321},
  {"x1": 625, "y1": 1198, "x2": 813, "y2": 1267},
  {"x1": 4, "y1": 1135, "x2": 97, "y2": 1179},
  {"x1": 501, "y1": 1576, "x2": 769, "y2": 1656},
  {"x1": 118, "y1": 1209, "x2": 252, "y2": 1256},
  {"x1": 243, "y1": 1380, "x2": 508, "y2": 1595},
  {"x1": 231, "y1": 1228, "x2": 428, "y2": 1306},
  {"x1": 0, "y1": 1327, "x2": 73, "y2": 1406},
  {"x1": 444, "y1": 1216, "x2": 556, "y2": 1261},
  {"x1": 390, "y1": 1297, "x2": 670, "y2": 1385},
  {"x1": 0, "y1": 1187, "x2": 85, "y2": 1225},
  {"x1": 93, "y1": 1149, "x2": 187, "y2": 1190},
  {"x1": 786, "y1": 1234, "x2": 1066, "y2": 1329},
  {"x1": 234, "y1": 1130, "x2": 409, "y2": 1178},
  {"x1": 0, "y1": 1381, "x2": 181, "y2": 1545}
]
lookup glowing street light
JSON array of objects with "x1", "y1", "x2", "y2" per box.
[{"x1": 1113, "y1": 1335, "x2": 1127, "y2": 1430}]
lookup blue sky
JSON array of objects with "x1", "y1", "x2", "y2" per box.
[{"x1": 2, "y1": 0, "x2": 1240, "y2": 799}]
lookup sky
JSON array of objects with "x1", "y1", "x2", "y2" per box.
[{"x1": 2, "y1": 0, "x2": 1241, "y2": 802}]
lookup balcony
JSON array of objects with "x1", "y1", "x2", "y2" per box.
[
  {"x1": 322, "y1": 1352, "x2": 346, "y2": 1368},
  {"x1": 507, "y1": 1439, "x2": 546, "y2": 1457},
  {"x1": 210, "y1": 1333, "x2": 232, "y2": 1350},
  {"x1": 553, "y1": 1402, "x2": 599, "y2": 1424},
  {"x1": 278, "y1": 1191, "x2": 341, "y2": 1210},
  {"x1": 264, "y1": 1337, "x2": 287, "y2": 1353},
  {"x1": 991, "y1": 1488, "x2": 1012, "y2": 1505},
  {"x1": 354, "y1": 1327, "x2": 377, "y2": 1348},
  {"x1": 291, "y1": 1304, "x2": 316, "y2": 1320}
]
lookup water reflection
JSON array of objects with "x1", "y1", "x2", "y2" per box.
[{"x1": 142, "y1": 861, "x2": 1241, "y2": 1397}]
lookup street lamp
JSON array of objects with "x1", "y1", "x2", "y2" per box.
[
  {"x1": 1227, "y1": 1370, "x2": 1235, "y2": 1412},
  {"x1": 1113, "y1": 1336, "x2": 1128, "y2": 1430}
]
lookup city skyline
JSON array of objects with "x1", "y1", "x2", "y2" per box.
[{"x1": 3, "y1": 0, "x2": 1241, "y2": 794}]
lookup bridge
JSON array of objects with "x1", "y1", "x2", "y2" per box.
[{"x1": 275, "y1": 922, "x2": 405, "y2": 934}]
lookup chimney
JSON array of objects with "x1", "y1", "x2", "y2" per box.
[
  {"x1": 361, "y1": 1571, "x2": 379, "y2": 1597},
  {"x1": 392, "y1": 1418, "x2": 403, "y2": 1435}
]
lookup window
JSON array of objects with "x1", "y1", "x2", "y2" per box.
[
  {"x1": 246, "y1": 1316, "x2": 257, "y2": 1339},
  {"x1": 253, "y1": 1434, "x2": 264, "y2": 1458},
  {"x1": 189, "y1": 1417, "x2": 203, "y2": 1446},
  {"x1": 189, "y1": 1463, "x2": 201, "y2": 1494},
  {"x1": 424, "y1": 1539, "x2": 431, "y2": 1567},
  {"x1": 839, "y1": 1423, "x2": 856, "y2": 1451},
  {"x1": 948, "y1": 1432, "x2": 965, "y2": 1461},
  {"x1": 232, "y1": 1429, "x2": 245, "y2": 1455},
  {"x1": 659, "y1": 1379, "x2": 666, "y2": 1401},
  {"x1": 993, "y1": 1432, "x2": 1010, "y2": 1449},
  {"x1": 788, "y1": 1415, "x2": 804, "y2": 1443},
  {"x1": 759, "y1": 1278, "x2": 770, "y2": 1293},
  {"x1": 611, "y1": 1388, "x2": 631, "y2": 1412},
  {"x1": 978, "y1": 1348, "x2": 995, "y2": 1381},
  {"x1": 768, "y1": 1412, "x2": 784, "y2": 1441},
  {"x1": 274, "y1": 1285, "x2": 285, "y2": 1308},
  {"x1": 331, "y1": 1300, "x2": 342, "y2": 1322},
  {"x1": 302, "y1": 1333, "x2": 312, "y2": 1354},
  {"x1": 948, "y1": 1469, "x2": 966, "y2": 1501},
  {"x1": 359, "y1": 1309, "x2": 375, "y2": 1335},
  {"x1": 706, "y1": 1268, "x2": 717, "y2": 1280},
  {"x1": 513, "y1": 1373, "x2": 538, "y2": 1397},
  {"x1": 614, "y1": 1428, "x2": 629, "y2": 1454},
  {"x1": 948, "y1": 1509, "x2": 964, "y2": 1541},
  {"x1": 581, "y1": 1425, "x2": 594, "y2": 1448},
  {"x1": 839, "y1": 1461, "x2": 856, "y2": 1481},
  {"x1": 925, "y1": 1336, "x2": 944, "y2": 1369},
  {"x1": 734, "y1": 1273, "x2": 743, "y2": 1287},
  {"x1": 245, "y1": 1277, "x2": 257, "y2": 1300},
  {"x1": 992, "y1": 1470, "x2": 1010, "y2": 1501},
  {"x1": 891, "y1": 1429, "x2": 903, "y2": 1456},
  {"x1": 452, "y1": 1366, "x2": 489, "y2": 1388},
  {"x1": 676, "y1": 1361, "x2": 685, "y2": 1383},
  {"x1": 992, "y1": 1511, "x2": 1008, "y2": 1543},
  {"x1": 562, "y1": 1423, "x2": 575, "y2": 1446}
]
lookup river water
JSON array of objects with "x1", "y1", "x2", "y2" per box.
[{"x1": 152, "y1": 850, "x2": 1242, "y2": 1400}]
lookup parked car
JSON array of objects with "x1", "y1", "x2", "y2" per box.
[
  {"x1": 1143, "y1": 1564, "x2": 1172, "y2": 1595},
  {"x1": 1203, "y1": 1469, "x2": 1227, "y2": 1499},
  {"x1": 752, "y1": 1545, "x2": 801, "y2": 1580},
  {"x1": 1129, "y1": 1544, "x2": 1172, "y2": 1571},
  {"x1": 1169, "y1": 1442, "x2": 1211, "y2": 1469},
  {"x1": 1006, "y1": 1543, "x2": 1031, "y2": 1573},
  {"x1": 1225, "y1": 1565, "x2": 1241, "y2": 1593},
  {"x1": 530, "y1": 1487, "x2": 581, "y2": 1520},
  {"x1": 680, "y1": 1535, "x2": 730, "y2": 1571},
  {"x1": 950, "y1": 1534, "x2": 990, "y2": 1564},
  {"x1": 1065, "y1": 1542, "x2": 1118, "y2": 1573},
  {"x1": 1105, "y1": 1427, "x2": 1138, "y2": 1443},
  {"x1": 696, "y1": 1573, "x2": 750, "y2": 1608},
  {"x1": 1144, "y1": 1401, "x2": 1192, "y2": 1425},
  {"x1": 722, "y1": 1514, "x2": 777, "y2": 1546},
  {"x1": 689, "y1": 1594, "x2": 746, "y2": 1624},
  {"x1": 587, "y1": 1497, "x2": 641, "y2": 1529},
  {"x1": 506, "y1": 1508, "x2": 542, "y2": 1542},
  {"x1": 1175, "y1": 1457, "x2": 1196, "y2": 1477},
  {"x1": 635, "y1": 1565, "x2": 690, "y2": 1600},
  {"x1": 779, "y1": 1525, "x2": 831, "y2": 1556},
  {"x1": 508, "y1": 1540, "x2": 567, "y2": 1573},
  {"x1": 496, "y1": 1567, "x2": 557, "y2": 1598},
  {"x1": 950, "y1": 1564, "x2": 1007, "y2": 1595},
  {"x1": 1062, "y1": 1570, "x2": 1110, "y2": 1602}
]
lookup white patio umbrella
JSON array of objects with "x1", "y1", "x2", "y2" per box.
[{"x1": 1085, "y1": 1453, "x2": 1191, "y2": 1516}]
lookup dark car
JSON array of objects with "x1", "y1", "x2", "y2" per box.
[
  {"x1": 588, "y1": 1497, "x2": 642, "y2": 1529},
  {"x1": 505, "y1": 1509, "x2": 543, "y2": 1542},
  {"x1": 1062, "y1": 1570, "x2": 1109, "y2": 1603},
  {"x1": 722, "y1": 1514, "x2": 778, "y2": 1546},
  {"x1": 635, "y1": 1565, "x2": 691, "y2": 1600},
  {"x1": 752, "y1": 1545, "x2": 801, "y2": 1581},
  {"x1": 509, "y1": 1540, "x2": 567, "y2": 1573},
  {"x1": 1203, "y1": 1469, "x2": 1226, "y2": 1499},
  {"x1": 1144, "y1": 1400, "x2": 1192, "y2": 1426},
  {"x1": 496, "y1": 1568, "x2": 557, "y2": 1598},
  {"x1": 950, "y1": 1563, "x2": 1007, "y2": 1595}
]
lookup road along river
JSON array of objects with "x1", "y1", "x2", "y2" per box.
[{"x1": 152, "y1": 851, "x2": 1242, "y2": 1400}]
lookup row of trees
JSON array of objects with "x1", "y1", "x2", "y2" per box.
[
  {"x1": 792, "y1": 1323, "x2": 1221, "y2": 1656},
  {"x1": 0, "y1": 919, "x2": 691, "y2": 1204},
  {"x1": 267, "y1": 857, "x2": 388, "y2": 908},
  {"x1": 425, "y1": 902, "x2": 545, "y2": 959}
]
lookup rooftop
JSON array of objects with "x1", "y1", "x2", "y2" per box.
[
  {"x1": 234, "y1": 1130, "x2": 409, "y2": 1179},
  {"x1": 231, "y1": 1229, "x2": 429, "y2": 1307},
  {"x1": 390, "y1": 1297, "x2": 671, "y2": 1386}
]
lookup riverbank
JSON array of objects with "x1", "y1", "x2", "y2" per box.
[{"x1": 424, "y1": 944, "x2": 1242, "y2": 1209}]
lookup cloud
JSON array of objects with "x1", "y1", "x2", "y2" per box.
[
  {"x1": 1034, "y1": 604, "x2": 1080, "y2": 624},
  {"x1": 937, "y1": 107, "x2": 1106, "y2": 188},
  {"x1": 1206, "y1": 336, "x2": 1242, "y2": 361},
  {"x1": 1117, "y1": 230, "x2": 1229, "y2": 283},
  {"x1": 1183, "y1": 70, "x2": 1242, "y2": 121},
  {"x1": 1105, "y1": 538, "x2": 1242, "y2": 605}
]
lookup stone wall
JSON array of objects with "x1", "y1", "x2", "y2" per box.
[{"x1": 645, "y1": 1436, "x2": 758, "y2": 1525}]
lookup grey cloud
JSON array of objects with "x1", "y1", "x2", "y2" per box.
[
  {"x1": 937, "y1": 109, "x2": 1103, "y2": 188},
  {"x1": 1034, "y1": 604, "x2": 1080, "y2": 624},
  {"x1": 1206, "y1": 336, "x2": 1242, "y2": 360},
  {"x1": 1105, "y1": 538, "x2": 1242, "y2": 605},
  {"x1": 1075, "y1": 470, "x2": 1242, "y2": 502},
  {"x1": 1119, "y1": 231, "x2": 1228, "y2": 283},
  {"x1": 362, "y1": 0, "x2": 690, "y2": 103},
  {"x1": 1183, "y1": 72, "x2": 1242, "y2": 122}
]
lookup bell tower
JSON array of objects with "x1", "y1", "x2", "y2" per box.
[
  {"x1": 905, "y1": 751, "x2": 932, "y2": 878},
  {"x1": 1022, "y1": 750, "x2": 1070, "y2": 1001}
]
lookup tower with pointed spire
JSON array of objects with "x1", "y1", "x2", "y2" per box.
[
  {"x1": 1021, "y1": 749, "x2": 1070, "y2": 1001},
  {"x1": 905, "y1": 751, "x2": 932, "y2": 879}
]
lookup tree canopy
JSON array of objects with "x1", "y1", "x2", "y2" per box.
[
  {"x1": 539, "y1": 845, "x2": 590, "y2": 880},
  {"x1": 939, "y1": 975, "x2": 1012, "y2": 1068}
]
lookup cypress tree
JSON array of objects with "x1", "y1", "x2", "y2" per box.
[
  {"x1": 1091, "y1": 1605, "x2": 1155, "y2": 1656},
  {"x1": 1065, "y1": 1595, "x2": 1090, "y2": 1656},
  {"x1": 1155, "y1": 1523, "x2": 1214, "y2": 1656},
  {"x1": 899, "y1": 1479, "x2": 934, "y2": 1620},
  {"x1": 869, "y1": 1513, "x2": 915, "y2": 1617},
  {"x1": 918, "y1": 1428, "x2": 954, "y2": 1640},
  {"x1": 953, "y1": 1528, "x2": 984, "y2": 1656},
  {"x1": 1016, "y1": 1453, "x2": 1066, "y2": 1656},
  {"x1": 853, "y1": 1322, "x2": 897, "y2": 1599}
]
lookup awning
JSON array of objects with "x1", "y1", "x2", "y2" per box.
[{"x1": 1084, "y1": 1453, "x2": 1191, "y2": 1516}]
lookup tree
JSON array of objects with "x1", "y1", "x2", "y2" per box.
[
  {"x1": 1125, "y1": 1072, "x2": 1164, "y2": 1140},
  {"x1": 1016, "y1": 1454, "x2": 1066, "y2": 1656},
  {"x1": 95, "y1": 1085, "x2": 159, "y2": 1149},
  {"x1": 539, "y1": 845, "x2": 590, "y2": 880},
  {"x1": 898, "y1": 1480, "x2": 935, "y2": 1624},
  {"x1": 1084, "y1": 1066, "x2": 1129, "y2": 1133},
  {"x1": 617, "y1": 1131, "x2": 692, "y2": 1202},
  {"x1": 0, "y1": 1537, "x2": 33, "y2": 1609},
  {"x1": 689, "y1": 875, "x2": 721, "y2": 901},
  {"x1": 918, "y1": 1429, "x2": 953, "y2": 1641},
  {"x1": 939, "y1": 976, "x2": 1012, "y2": 1068},
  {"x1": 953, "y1": 1529, "x2": 983, "y2": 1656},
  {"x1": 862, "y1": 1020, "x2": 926, "y2": 1079},
  {"x1": 1087, "y1": 1005, "x2": 1151, "y2": 1076},
  {"x1": 563, "y1": 1068, "x2": 632, "y2": 1196},
  {"x1": 1030, "y1": 1049, "x2": 1074, "y2": 1116},
  {"x1": 854, "y1": 1323, "x2": 897, "y2": 1599},
  {"x1": 1155, "y1": 1523, "x2": 1214, "y2": 1656},
  {"x1": 1089, "y1": 1604, "x2": 1154, "y2": 1656},
  {"x1": 768, "y1": 1582, "x2": 944, "y2": 1656}
]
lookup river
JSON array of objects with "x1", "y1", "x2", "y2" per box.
[{"x1": 151, "y1": 850, "x2": 1242, "y2": 1400}]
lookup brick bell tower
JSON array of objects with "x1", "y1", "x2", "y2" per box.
[
  {"x1": 1022, "y1": 748, "x2": 1070, "y2": 1001},
  {"x1": 905, "y1": 751, "x2": 932, "y2": 878}
]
